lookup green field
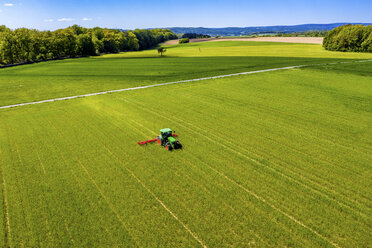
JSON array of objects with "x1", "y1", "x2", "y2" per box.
[
  {"x1": 1, "y1": 41, "x2": 372, "y2": 107},
  {"x1": 0, "y1": 41, "x2": 371, "y2": 247}
]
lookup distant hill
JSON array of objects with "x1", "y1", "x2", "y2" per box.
[{"x1": 167, "y1": 23, "x2": 372, "y2": 36}]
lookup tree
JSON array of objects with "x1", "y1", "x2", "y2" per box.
[
  {"x1": 134, "y1": 29, "x2": 157, "y2": 50},
  {"x1": 361, "y1": 32, "x2": 372, "y2": 52},
  {"x1": 77, "y1": 34, "x2": 96, "y2": 56},
  {"x1": 179, "y1": 38, "x2": 189, "y2": 44},
  {"x1": 13, "y1": 28, "x2": 34, "y2": 63},
  {"x1": 0, "y1": 29, "x2": 16, "y2": 64},
  {"x1": 70, "y1": 25, "x2": 86, "y2": 35},
  {"x1": 52, "y1": 28, "x2": 77, "y2": 58},
  {"x1": 158, "y1": 47, "x2": 166, "y2": 56},
  {"x1": 324, "y1": 24, "x2": 372, "y2": 53},
  {"x1": 182, "y1": 33, "x2": 211, "y2": 39},
  {"x1": 114, "y1": 32, "x2": 128, "y2": 51},
  {"x1": 102, "y1": 29, "x2": 119, "y2": 53},
  {"x1": 126, "y1": 31, "x2": 139, "y2": 51}
]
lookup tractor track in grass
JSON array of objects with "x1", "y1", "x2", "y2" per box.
[
  {"x1": 0, "y1": 150, "x2": 11, "y2": 248},
  {"x1": 12, "y1": 118, "x2": 77, "y2": 247},
  {"x1": 57, "y1": 108, "x2": 208, "y2": 248},
  {"x1": 29, "y1": 112, "x2": 127, "y2": 246},
  {"x1": 119, "y1": 98, "x2": 341, "y2": 248},
  {"x1": 183, "y1": 86, "x2": 372, "y2": 157},
  {"x1": 95, "y1": 95, "x2": 370, "y2": 221},
  {"x1": 122, "y1": 97, "x2": 370, "y2": 216},
  {"x1": 20, "y1": 121, "x2": 56, "y2": 246},
  {"x1": 91, "y1": 91, "x2": 372, "y2": 232},
  {"x1": 68, "y1": 162, "x2": 120, "y2": 248},
  {"x1": 175, "y1": 91, "x2": 372, "y2": 208},
  {"x1": 80, "y1": 99, "x2": 341, "y2": 247},
  {"x1": 46, "y1": 121, "x2": 121, "y2": 248},
  {"x1": 80, "y1": 122, "x2": 208, "y2": 248},
  {"x1": 154, "y1": 90, "x2": 372, "y2": 207},
  {"x1": 4, "y1": 123, "x2": 31, "y2": 247},
  {"x1": 122, "y1": 97, "x2": 360, "y2": 247},
  {"x1": 66, "y1": 106, "x2": 271, "y2": 247},
  {"x1": 1, "y1": 60, "x2": 372, "y2": 110},
  {"x1": 45, "y1": 118, "x2": 138, "y2": 247},
  {"x1": 26, "y1": 114, "x2": 78, "y2": 246},
  {"x1": 26, "y1": 129, "x2": 58, "y2": 246},
  {"x1": 179, "y1": 87, "x2": 372, "y2": 168}
]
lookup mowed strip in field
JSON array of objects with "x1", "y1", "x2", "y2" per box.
[{"x1": 0, "y1": 55, "x2": 371, "y2": 247}]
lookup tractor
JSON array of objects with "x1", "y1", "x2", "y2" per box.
[
  {"x1": 157, "y1": 128, "x2": 182, "y2": 151},
  {"x1": 137, "y1": 128, "x2": 182, "y2": 151}
]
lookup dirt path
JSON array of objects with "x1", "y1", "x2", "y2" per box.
[{"x1": 163, "y1": 37, "x2": 323, "y2": 45}]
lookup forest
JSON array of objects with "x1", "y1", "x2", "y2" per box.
[
  {"x1": 182, "y1": 33, "x2": 211, "y2": 39},
  {"x1": 273, "y1": 31, "x2": 328, "y2": 37},
  {"x1": 0, "y1": 25, "x2": 177, "y2": 65},
  {"x1": 323, "y1": 24, "x2": 372, "y2": 52}
]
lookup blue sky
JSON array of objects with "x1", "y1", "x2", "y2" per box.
[{"x1": 0, "y1": 0, "x2": 371, "y2": 30}]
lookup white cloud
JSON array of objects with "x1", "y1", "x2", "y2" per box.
[
  {"x1": 58, "y1": 18, "x2": 74, "y2": 22},
  {"x1": 44, "y1": 19, "x2": 54, "y2": 23},
  {"x1": 82, "y1": 17, "x2": 93, "y2": 21},
  {"x1": 4, "y1": 3, "x2": 14, "y2": 7}
]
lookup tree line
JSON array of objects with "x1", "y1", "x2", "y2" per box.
[
  {"x1": 182, "y1": 33, "x2": 211, "y2": 39},
  {"x1": 178, "y1": 38, "x2": 190, "y2": 44},
  {"x1": 0, "y1": 25, "x2": 177, "y2": 65},
  {"x1": 323, "y1": 24, "x2": 372, "y2": 52},
  {"x1": 273, "y1": 31, "x2": 328, "y2": 37}
]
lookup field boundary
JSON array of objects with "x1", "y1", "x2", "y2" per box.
[{"x1": 1, "y1": 60, "x2": 371, "y2": 110}]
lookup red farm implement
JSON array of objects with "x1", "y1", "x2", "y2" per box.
[{"x1": 138, "y1": 128, "x2": 182, "y2": 151}]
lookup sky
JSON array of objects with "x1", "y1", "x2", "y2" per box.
[{"x1": 0, "y1": 0, "x2": 371, "y2": 30}]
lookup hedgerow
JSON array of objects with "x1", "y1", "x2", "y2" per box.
[{"x1": 323, "y1": 24, "x2": 372, "y2": 52}]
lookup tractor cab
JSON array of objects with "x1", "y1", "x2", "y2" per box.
[{"x1": 160, "y1": 128, "x2": 173, "y2": 140}]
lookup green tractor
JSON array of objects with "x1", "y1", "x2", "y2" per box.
[{"x1": 157, "y1": 128, "x2": 182, "y2": 151}]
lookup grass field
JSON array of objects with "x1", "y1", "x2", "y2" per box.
[
  {"x1": 0, "y1": 41, "x2": 371, "y2": 247},
  {"x1": 1, "y1": 41, "x2": 372, "y2": 107}
]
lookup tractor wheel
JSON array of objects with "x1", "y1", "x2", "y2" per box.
[
  {"x1": 157, "y1": 137, "x2": 162, "y2": 146},
  {"x1": 173, "y1": 141, "x2": 182, "y2": 149},
  {"x1": 165, "y1": 143, "x2": 173, "y2": 151}
]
